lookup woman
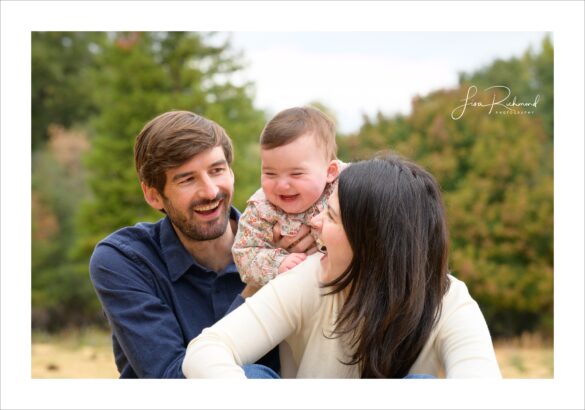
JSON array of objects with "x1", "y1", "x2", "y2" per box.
[{"x1": 182, "y1": 153, "x2": 501, "y2": 378}]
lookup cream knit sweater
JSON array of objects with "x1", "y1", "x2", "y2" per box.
[{"x1": 183, "y1": 253, "x2": 501, "y2": 378}]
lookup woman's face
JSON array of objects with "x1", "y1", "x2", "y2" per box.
[{"x1": 310, "y1": 188, "x2": 353, "y2": 283}]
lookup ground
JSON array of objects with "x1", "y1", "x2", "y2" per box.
[{"x1": 31, "y1": 328, "x2": 553, "y2": 378}]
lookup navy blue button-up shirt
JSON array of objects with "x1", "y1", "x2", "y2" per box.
[{"x1": 89, "y1": 207, "x2": 277, "y2": 378}]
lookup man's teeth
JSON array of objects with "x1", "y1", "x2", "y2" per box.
[{"x1": 194, "y1": 200, "x2": 220, "y2": 212}]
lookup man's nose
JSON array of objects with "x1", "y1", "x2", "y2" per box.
[{"x1": 198, "y1": 174, "x2": 219, "y2": 199}]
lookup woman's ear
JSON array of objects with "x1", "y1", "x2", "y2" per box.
[
  {"x1": 326, "y1": 160, "x2": 340, "y2": 183},
  {"x1": 141, "y1": 181, "x2": 164, "y2": 211}
]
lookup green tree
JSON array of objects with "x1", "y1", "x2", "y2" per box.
[
  {"x1": 31, "y1": 32, "x2": 106, "y2": 150},
  {"x1": 32, "y1": 127, "x2": 99, "y2": 329},
  {"x1": 339, "y1": 38, "x2": 553, "y2": 337},
  {"x1": 75, "y1": 31, "x2": 266, "y2": 261},
  {"x1": 460, "y1": 35, "x2": 553, "y2": 139},
  {"x1": 32, "y1": 32, "x2": 268, "y2": 329}
]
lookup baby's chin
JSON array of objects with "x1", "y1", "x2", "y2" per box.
[{"x1": 277, "y1": 199, "x2": 312, "y2": 214}]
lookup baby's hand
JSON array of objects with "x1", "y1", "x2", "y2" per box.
[{"x1": 278, "y1": 253, "x2": 307, "y2": 274}]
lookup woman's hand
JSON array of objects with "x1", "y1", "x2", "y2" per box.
[
  {"x1": 241, "y1": 224, "x2": 317, "y2": 299},
  {"x1": 273, "y1": 223, "x2": 318, "y2": 255}
]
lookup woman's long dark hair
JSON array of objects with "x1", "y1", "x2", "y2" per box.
[{"x1": 323, "y1": 153, "x2": 450, "y2": 378}]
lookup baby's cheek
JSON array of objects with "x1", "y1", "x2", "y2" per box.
[
  {"x1": 304, "y1": 181, "x2": 327, "y2": 202},
  {"x1": 261, "y1": 180, "x2": 275, "y2": 195}
]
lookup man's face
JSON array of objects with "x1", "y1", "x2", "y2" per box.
[{"x1": 160, "y1": 147, "x2": 235, "y2": 242}]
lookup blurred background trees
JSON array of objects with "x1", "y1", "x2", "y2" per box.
[
  {"x1": 339, "y1": 36, "x2": 553, "y2": 338},
  {"x1": 32, "y1": 32, "x2": 553, "y2": 338}
]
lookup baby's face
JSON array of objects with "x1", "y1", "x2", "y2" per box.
[{"x1": 261, "y1": 133, "x2": 335, "y2": 214}]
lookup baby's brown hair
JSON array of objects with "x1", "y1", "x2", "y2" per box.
[{"x1": 260, "y1": 106, "x2": 337, "y2": 161}]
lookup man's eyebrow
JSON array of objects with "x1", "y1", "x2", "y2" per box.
[
  {"x1": 171, "y1": 160, "x2": 228, "y2": 181},
  {"x1": 209, "y1": 159, "x2": 228, "y2": 168},
  {"x1": 172, "y1": 171, "x2": 193, "y2": 182}
]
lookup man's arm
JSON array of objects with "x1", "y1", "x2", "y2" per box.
[
  {"x1": 183, "y1": 254, "x2": 322, "y2": 378},
  {"x1": 89, "y1": 243, "x2": 187, "y2": 378}
]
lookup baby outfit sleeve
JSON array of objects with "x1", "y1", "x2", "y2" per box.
[{"x1": 232, "y1": 199, "x2": 288, "y2": 286}]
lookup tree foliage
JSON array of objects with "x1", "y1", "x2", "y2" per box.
[
  {"x1": 32, "y1": 126, "x2": 98, "y2": 329},
  {"x1": 31, "y1": 32, "x2": 106, "y2": 150},
  {"x1": 32, "y1": 32, "x2": 266, "y2": 329},
  {"x1": 31, "y1": 33, "x2": 553, "y2": 337},
  {"x1": 338, "y1": 36, "x2": 553, "y2": 337},
  {"x1": 74, "y1": 32, "x2": 266, "y2": 259}
]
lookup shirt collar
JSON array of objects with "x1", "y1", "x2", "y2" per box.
[{"x1": 161, "y1": 206, "x2": 241, "y2": 282}]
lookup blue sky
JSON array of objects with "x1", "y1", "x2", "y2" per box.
[{"x1": 226, "y1": 32, "x2": 549, "y2": 133}]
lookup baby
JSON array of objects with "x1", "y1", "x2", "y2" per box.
[{"x1": 232, "y1": 106, "x2": 346, "y2": 286}]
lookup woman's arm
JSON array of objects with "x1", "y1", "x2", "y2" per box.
[
  {"x1": 182, "y1": 254, "x2": 322, "y2": 378},
  {"x1": 436, "y1": 277, "x2": 502, "y2": 378}
]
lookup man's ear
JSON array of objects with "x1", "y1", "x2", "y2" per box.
[
  {"x1": 326, "y1": 160, "x2": 340, "y2": 183},
  {"x1": 141, "y1": 181, "x2": 165, "y2": 211}
]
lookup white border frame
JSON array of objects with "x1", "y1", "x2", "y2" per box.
[{"x1": 2, "y1": 1, "x2": 583, "y2": 409}]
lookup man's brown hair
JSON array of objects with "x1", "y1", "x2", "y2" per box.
[
  {"x1": 134, "y1": 110, "x2": 233, "y2": 194},
  {"x1": 259, "y1": 106, "x2": 337, "y2": 161}
]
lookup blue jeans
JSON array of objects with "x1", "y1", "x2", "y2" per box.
[
  {"x1": 404, "y1": 374, "x2": 436, "y2": 379},
  {"x1": 242, "y1": 365, "x2": 433, "y2": 379},
  {"x1": 242, "y1": 364, "x2": 280, "y2": 379}
]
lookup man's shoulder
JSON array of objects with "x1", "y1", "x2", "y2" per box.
[
  {"x1": 91, "y1": 218, "x2": 166, "y2": 267},
  {"x1": 89, "y1": 219, "x2": 168, "y2": 283},
  {"x1": 99, "y1": 219, "x2": 163, "y2": 247}
]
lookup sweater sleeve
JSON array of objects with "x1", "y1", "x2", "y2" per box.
[
  {"x1": 435, "y1": 277, "x2": 502, "y2": 378},
  {"x1": 232, "y1": 200, "x2": 289, "y2": 286},
  {"x1": 182, "y1": 254, "x2": 322, "y2": 378}
]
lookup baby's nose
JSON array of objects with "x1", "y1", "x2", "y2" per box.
[{"x1": 275, "y1": 178, "x2": 291, "y2": 190}]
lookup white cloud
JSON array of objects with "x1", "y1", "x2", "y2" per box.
[
  {"x1": 240, "y1": 47, "x2": 457, "y2": 133},
  {"x1": 229, "y1": 32, "x2": 548, "y2": 134}
]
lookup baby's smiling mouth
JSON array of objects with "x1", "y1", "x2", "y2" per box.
[{"x1": 279, "y1": 194, "x2": 299, "y2": 202}]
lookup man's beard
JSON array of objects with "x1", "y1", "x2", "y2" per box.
[{"x1": 163, "y1": 193, "x2": 231, "y2": 241}]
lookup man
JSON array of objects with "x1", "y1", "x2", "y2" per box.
[{"x1": 89, "y1": 111, "x2": 314, "y2": 378}]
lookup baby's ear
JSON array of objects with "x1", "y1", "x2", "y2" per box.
[{"x1": 326, "y1": 160, "x2": 340, "y2": 183}]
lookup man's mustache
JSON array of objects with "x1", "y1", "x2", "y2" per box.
[{"x1": 190, "y1": 192, "x2": 227, "y2": 209}]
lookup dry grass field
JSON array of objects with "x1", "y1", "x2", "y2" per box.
[{"x1": 31, "y1": 328, "x2": 553, "y2": 379}]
